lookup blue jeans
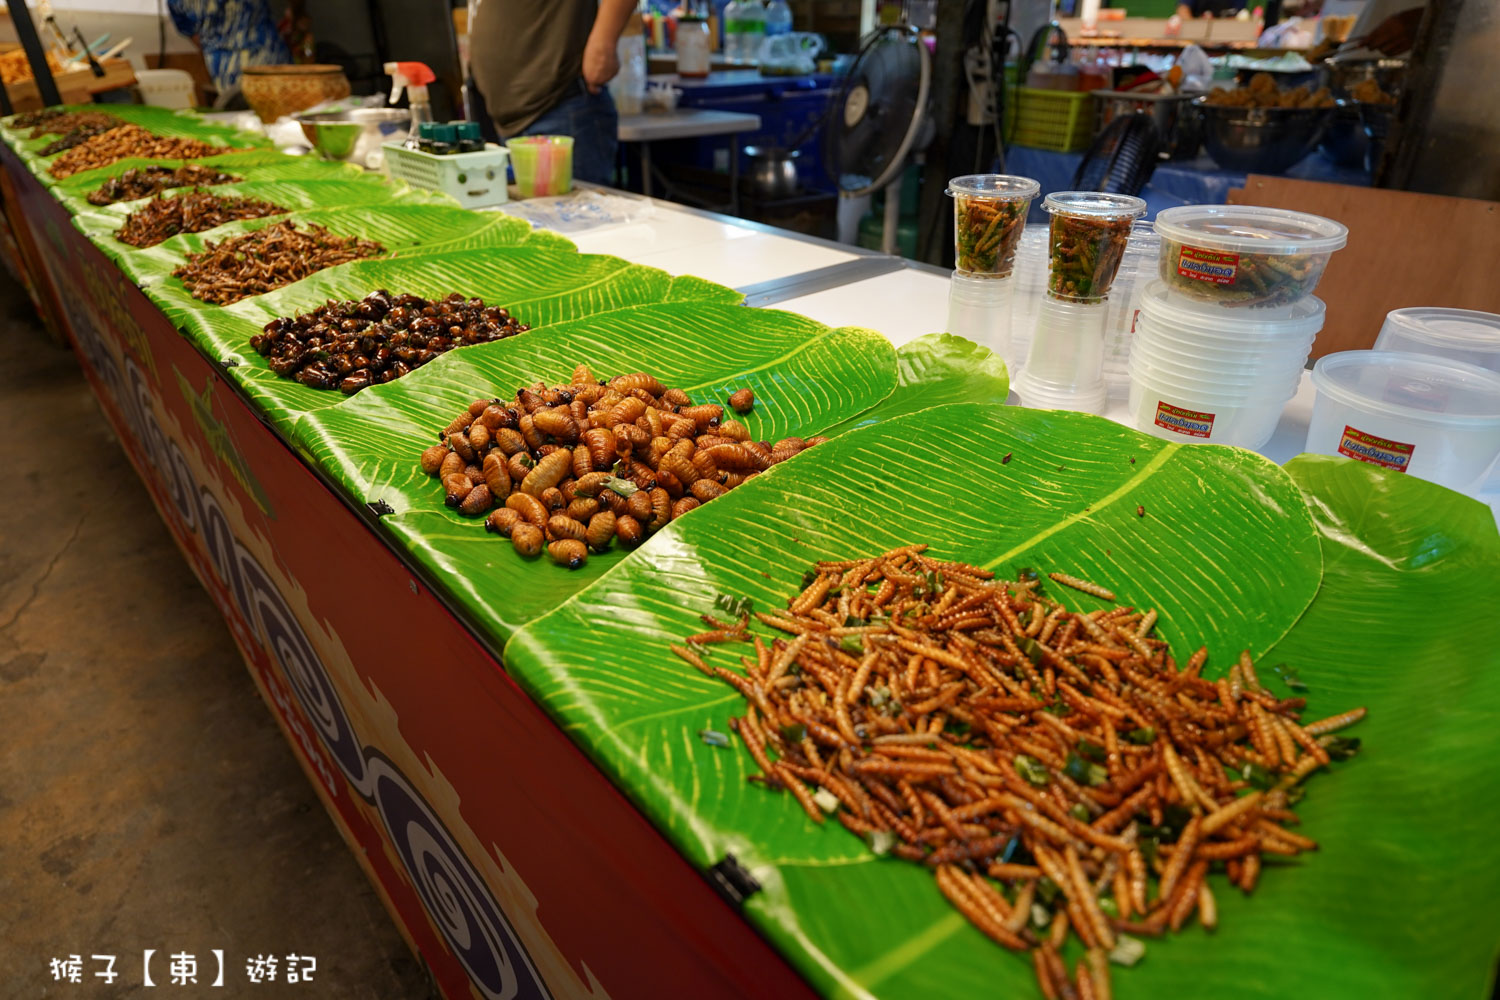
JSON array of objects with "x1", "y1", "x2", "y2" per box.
[{"x1": 516, "y1": 84, "x2": 618, "y2": 186}]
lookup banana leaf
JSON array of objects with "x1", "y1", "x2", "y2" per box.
[
  {"x1": 509, "y1": 402, "x2": 1500, "y2": 999},
  {"x1": 70, "y1": 179, "x2": 455, "y2": 276},
  {"x1": 11, "y1": 110, "x2": 267, "y2": 183},
  {"x1": 52, "y1": 160, "x2": 406, "y2": 215},
  {"x1": 132, "y1": 204, "x2": 566, "y2": 336},
  {"x1": 287, "y1": 301, "x2": 939, "y2": 640},
  {"x1": 189, "y1": 247, "x2": 742, "y2": 435},
  {"x1": 49, "y1": 150, "x2": 368, "y2": 207}
]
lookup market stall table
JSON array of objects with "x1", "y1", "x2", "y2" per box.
[
  {"x1": 5, "y1": 105, "x2": 1499, "y2": 1000},
  {"x1": 616, "y1": 107, "x2": 761, "y2": 215}
]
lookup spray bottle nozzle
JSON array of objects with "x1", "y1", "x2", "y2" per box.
[{"x1": 385, "y1": 61, "x2": 436, "y2": 104}]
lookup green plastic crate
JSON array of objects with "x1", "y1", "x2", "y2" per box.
[{"x1": 1002, "y1": 87, "x2": 1096, "y2": 153}]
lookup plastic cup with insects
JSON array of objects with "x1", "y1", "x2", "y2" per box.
[
  {"x1": 946, "y1": 174, "x2": 1041, "y2": 278},
  {"x1": 1043, "y1": 192, "x2": 1147, "y2": 304}
]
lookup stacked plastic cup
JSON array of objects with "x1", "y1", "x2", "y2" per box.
[
  {"x1": 1373, "y1": 307, "x2": 1500, "y2": 374},
  {"x1": 1014, "y1": 192, "x2": 1147, "y2": 415},
  {"x1": 1127, "y1": 205, "x2": 1348, "y2": 448},
  {"x1": 509, "y1": 135, "x2": 575, "y2": 197},
  {"x1": 1307, "y1": 351, "x2": 1500, "y2": 493},
  {"x1": 944, "y1": 174, "x2": 1040, "y2": 361}
]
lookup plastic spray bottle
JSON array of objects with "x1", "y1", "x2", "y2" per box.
[{"x1": 385, "y1": 61, "x2": 436, "y2": 149}]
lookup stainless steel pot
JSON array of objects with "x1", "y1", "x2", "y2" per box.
[
  {"x1": 744, "y1": 145, "x2": 800, "y2": 199},
  {"x1": 294, "y1": 108, "x2": 410, "y2": 169}
]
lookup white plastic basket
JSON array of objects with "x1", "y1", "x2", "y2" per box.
[{"x1": 382, "y1": 141, "x2": 510, "y2": 209}]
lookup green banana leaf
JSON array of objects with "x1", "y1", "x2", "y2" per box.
[
  {"x1": 189, "y1": 246, "x2": 741, "y2": 436},
  {"x1": 49, "y1": 150, "x2": 370, "y2": 209},
  {"x1": 133, "y1": 204, "x2": 564, "y2": 337},
  {"x1": 11, "y1": 108, "x2": 267, "y2": 183},
  {"x1": 504, "y1": 416, "x2": 1500, "y2": 999},
  {"x1": 289, "y1": 300, "x2": 904, "y2": 639},
  {"x1": 70, "y1": 180, "x2": 455, "y2": 277},
  {"x1": 55, "y1": 167, "x2": 429, "y2": 218}
]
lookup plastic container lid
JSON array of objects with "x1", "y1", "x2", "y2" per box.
[
  {"x1": 1137, "y1": 280, "x2": 1326, "y2": 338},
  {"x1": 1042, "y1": 191, "x2": 1147, "y2": 220},
  {"x1": 430, "y1": 123, "x2": 458, "y2": 144},
  {"x1": 946, "y1": 174, "x2": 1040, "y2": 201},
  {"x1": 456, "y1": 121, "x2": 483, "y2": 141},
  {"x1": 1311, "y1": 350, "x2": 1500, "y2": 426},
  {"x1": 1154, "y1": 204, "x2": 1348, "y2": 257},
  {"x1": 417, "y1": 121, "x2": 438, "y2": 139},
  {"x1": 1377, "y1": 307, "x2": 1500, "y2": 355}
]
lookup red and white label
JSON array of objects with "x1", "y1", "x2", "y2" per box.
[
  {"x1": 1337, "y1": 425, "x2": 1415, "y2": 472},
  {"x1": 1154, "y1": 400, "x2": 1216, "y2": 439},
  {"x1": 1176, "y1": 245, "x2": 1239, "y2": 285}
]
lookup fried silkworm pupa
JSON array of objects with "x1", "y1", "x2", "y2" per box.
[
  {"x1": 485, "y1": 508, "x2": 522, "y2": 536},
  {"x1": 671, "y1": 496, "x2": 700, "y2": 520},
  {"x1": 646, "y1": 487, "x2": 672, "y2": 531},
  {"x1": 547, "y1": 515, "x2": 587, "y2": 542},
  {"x1": 612, "y1": 372, "x2": 666, "y2": 395},
  {"x1": 468, "y1": 398, "x2": 491, "y2": 417},
  {"x1": 505, "y1": 491, "x2": 548, "y2": 529},
  {"x1": 521, "y1": 448, "x2": 572, "y2": 496},
  {"x1": 533, "y1": 406, "x2": 579, "y2": 442},
  {"x1": 539, "y1": 486, "x2": 566, "y2": 512},
  {"x1": 572, "y1": 443, "x2": 593, "y2": 479},
  {"x1": 805, "y1": 436, "x2": 830, "y2": 446},
  {"x1": 444, "y1": 411, "x2": 475, "y2": 436},
  {"x1": 615, "y1": 514, "x2": 644, "y2": 547},
  {"x1": 458, "y1": 484, "x2": 493, "y2": 516},
  {"x1": 448, "y1": 431, "x2": 476, "y2": 463},
  {"x1": 566, "y1": 498, "x2": 600, "y2": 522},
  {"x1": 771, "y1": 437, "x2": 805, "y2": 464},
  {"x1": 571, "y1": 363, "x2": 595, "y2": 384},
  {"x1": 494, "y1": 427, "x2": 527, "y2": 455},
  {"x1": 728, "y1": 388, "x2": 755, "y2": 413},
  {"x1": 661, "y1": 387, "x2": 691, "y2": 407},
  {"x1": 518, "y1": 412, "x2": 543, "y2": 450},
  {"x1": 468, "y1": 421, "x2": 491, "y2": 452},
  {"x1": 718, "y1": 419, "x2": 750, "y2": 441},
  {"x1": 511, "y1": 523, "x2": 544, "y2": 558},
  {"x1": 691, "y1": 479, "x2": 728, "y2": 502},
  {"x1": 679, "y1": 403, "x2": 723, "y2": 429},
  {"x1": 586, "y1": 511, "x2": 616, "y2": 551},
  {"x1": 625, "y1": 490, "x2": 653, "y2": 522},
  {"x1": 442, "y1": 474, "x2": 473, "y2": 507},
  {"x1": 573, "y1": 471, "x2": 612, "y2": 497},
  {"x1": 438, "y1": 451, "x2": 466, "y2": 481},
  {"x1": 480, "y1": 404, "x2": 512, "y2": 430},
  {"x1": 507, "y1": 451, "x2": 534, "y2": 484},
  {"x1": 548, "y1": 538, "x2": 588, "y2": 569},
  {"x1": 420, "y1": 445, "x2": 447, "y2": 476},
  {"x1": 482, "y1": 453, "x2": 511, "y2": 497}
]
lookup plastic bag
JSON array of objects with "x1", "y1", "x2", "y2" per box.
[{"x1": 1175, "y1": 44, "x2": 1215, "y2": 93}]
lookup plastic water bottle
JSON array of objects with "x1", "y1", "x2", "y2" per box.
[
  {"x1": 740, "y1": 0, "x2": 766, "y2": 64},
  {"x1": 764, "y1": 0, "x2": 792, "y2": 37},
  {"x1": 722, "y1": 0, "x2": 744, "y2": 61}
]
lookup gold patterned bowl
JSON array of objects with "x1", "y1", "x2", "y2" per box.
[{"x1": 241, "y1": 64, "x2": 351, "y2": 123}]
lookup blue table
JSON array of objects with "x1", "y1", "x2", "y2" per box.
[{"x1": 1001, "y1": 146, "x2": 1370, "y2": 220}]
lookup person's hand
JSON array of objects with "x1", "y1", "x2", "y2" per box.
[
  {"x1": 583, "y1": 32, "x2": 621, "y2": 94},
  {"x1": 1361, "y1": 6, "x2": 1424, "y2": 55}
]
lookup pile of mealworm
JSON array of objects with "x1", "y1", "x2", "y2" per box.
[
  {"x1": 170, "y1": 220, "x2": 385, "y2": 305},
  {"x1": 88, "y1": 164, "x2": 241, "y2": 206},
  {"x1": 14, "y1": 109, "x2": 119, "y2": 139},
  {"x1": 47, "y1": 124, "x2": 234, "y2": 179},
  {"x1": 675, "y1": 545, "x2": 1366, "y2": 1000},
  {"x1": 251, "y1": 290, "x2": 529, "y2": 394},
  {"x1": 419, "y1": 368, "x2": 809, "y2": 569},
  {"x1": 115, "y1": 190, "x2": 287, "y2": 248}
]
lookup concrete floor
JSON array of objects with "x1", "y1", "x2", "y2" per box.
[{"x1": 0, "y1": 270, "x2": 433, "y2": 998}]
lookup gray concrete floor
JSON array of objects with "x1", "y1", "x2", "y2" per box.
[{"x1": 0, "y1": 271, "x2": 434, "y2": 998}]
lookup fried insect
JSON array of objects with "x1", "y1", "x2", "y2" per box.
[
  {"x1": 115, "y1": 189, "x2": 287, "y2": 248},
  {"x1": 173, "y1": 220, "x2": 385, "y2": 305},
  {"x1": 728, "y1": 388, "x2": 755, "y2": 413},
  {"x1": 680, "y1": 545, "x2": 1366, "y2": 999},
  {"x1": 87, "y1": 164, "x2": 241, "y2": 206},
  {"x1": 416, "y1": 371, "x2": 830, "y2": 568},
  {"x1": 47, "y1": 124, "x2": 237, "y2": 178}
]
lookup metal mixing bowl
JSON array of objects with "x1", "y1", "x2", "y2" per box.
[
  {"x1": 294, "y1": 108, "x2": 411, "y2": 167},
  {"x1": 1194, "y1": 99, "x2": 1335, "y2": 174}
]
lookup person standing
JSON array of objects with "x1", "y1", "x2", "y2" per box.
[
  {"x1": 468, "y1": 0, "x2": 636, "y2": 185},
  {"x1": 167, "y1": 0, "x2": 291, "y2": 107}
]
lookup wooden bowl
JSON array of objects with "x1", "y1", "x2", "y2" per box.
[{"x1": 241, "y1": 64, "x2": 351, "y2": 123}]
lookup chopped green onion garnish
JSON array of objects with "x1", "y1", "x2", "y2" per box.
[
  {"x1": 1109, "y1": 934, "x2": 1146, "y2": 967},
  {"x1": 1322, "y1": 735, "x2": 1361, "y2": 761},
  {"x1": 866, "y1": 830, "x2": 896, "y2": 856},
  {"x1": 1125, "y1": 726, "x2": 1157, "y2": 745},
  {"x1": 1077, "y1": 739, "x2": 1107, "y2": 763},
  {"x1": 813, "y1": 788, "x2": 840, "y2": 814},
  {"x1": 1015, "y1": 754, "x2": 1051, "y2": 787}
]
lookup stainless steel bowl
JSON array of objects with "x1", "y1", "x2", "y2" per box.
[
  {"x1": 294, "y1": 108, "x2": 411, "y2": 167},
  {"x1": 1194, "y1": 99, "x2": 1335, "y2": 174},
  {"x1": 744, "y1": 145, "x2": 801, "y2": 199}
]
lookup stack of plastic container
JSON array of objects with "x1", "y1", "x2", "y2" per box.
[
  {"x1": 1129, "y1": 205, "x2": 1348, "y2": 449},
  {"x1": 1014, "y1": 192, "x2": 1148, "y2": 415},
  {"x1": 944, "y1": 174, "x2": 1040, "y2": 366}
]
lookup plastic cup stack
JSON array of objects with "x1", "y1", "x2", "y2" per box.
[
  {"x1": 1127, "y1": 205, "x2": 1349, "y2": 448},
  {"x1": 1307, "y1": 351, "x2": 1500, "y2": 494},
  {"x1": 943, "y1": 174, "x2": 1039, "y2": 364},
  {"x1": 1014, "y1": 192, "x2": 1146, "y2": 415},
  {"x1": 509, "y1": 135, "x2": 574, "y2": 198}
]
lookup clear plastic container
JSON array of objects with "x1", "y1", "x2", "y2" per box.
[
  {"x1": 946, "y1": 270, "x2": 1016, "y2": 361},
  {"x1": 1374, "y1": 307, "x2": 1500, "y2": 375},
  {"x1": 1154, "y1": 205, "x2": 1347, "y2": 311},
  {"x1": 1130, "y1": 337, "x2": 1308, "y2": 389},
  {"x1": 509, "y1": 135, "x2": 574, "y2": 197},
  {"x1": 1136, "y1": 279, "x2": 1326, "y2": 343},
  {"x1": 1015, "y1": 297, "x2": 1110, "y2": 415},
  {"x1": 946, "y1": 174, "x2": 1039, "y2": 278},
  {"x1": 1043, "y1": 191, "x2": 1147, "y2": 303},
  {"x1": 1128, "y1": 351, "x2": 1302, "y2": 402},
  {"x1": 1129, "y1": 369, "x2": 1294, "y2": 449},
  {"x1": 1307, "y1": 350, "x2": 1500, "y2": 493}
]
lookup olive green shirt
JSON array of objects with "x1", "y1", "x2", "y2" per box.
[{"x1": 470, "y1": 0, "x2": 596, "y2": 136}]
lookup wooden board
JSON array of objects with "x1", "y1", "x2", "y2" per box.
[
  {"x1": 1, "y1": 55, "x2": 137, "y2": 112},
  {"x1": 1229, "y1": 175, "x2": 1500, "y2": 358}
]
